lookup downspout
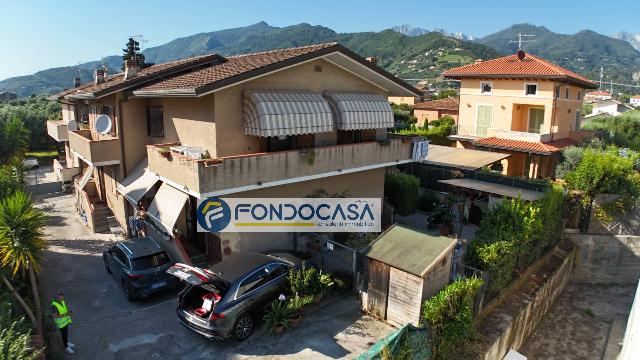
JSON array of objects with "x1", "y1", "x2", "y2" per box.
[{"x1": 548, "y1": 82, "x2": 559, "y2": 178}]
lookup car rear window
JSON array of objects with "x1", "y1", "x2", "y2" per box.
[{"x1": 131, "y1": 252, "x2": 170, "y2": 270}]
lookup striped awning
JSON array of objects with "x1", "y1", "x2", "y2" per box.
[
  {"x1": 147, "y1": 183, "x2": 189, "y2": 234},
  {"x1": 116, "y1": 159, "x2": 159, "y2": 205},
  {"x1": 243, "y1": 90, "x2": 334, "y2": 137},
  {"x1": 324, "y1": 92, "x2": 394, "y2": 130}
]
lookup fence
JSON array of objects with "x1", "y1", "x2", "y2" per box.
[{"x1": 297, "y1": 234, "x2": 363, "y2": 291}]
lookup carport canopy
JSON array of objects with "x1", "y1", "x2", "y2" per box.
[
  {"x1": 147, "y1": 183, "x2": 189, "y2": 234},
  {"x1": 366, "y1": 224, "x2": 457, "y2": 277},
  {"x1": 423, "y1": 145, "x2": 510, "y2": 171},
  {"x1": 116, "y1": 159, "x2": 159, "y2": 205},
  {"x1": 438, "y1": 178, "x2": 543, "y2": 201}
]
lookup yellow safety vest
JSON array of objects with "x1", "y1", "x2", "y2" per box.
[{"x1": 52, "y1": 300, "x2": 72, "y2": 329}]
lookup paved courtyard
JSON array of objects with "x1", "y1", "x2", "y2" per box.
[
  {"x1": 519, "y1": 282, "x2": 635, "y2": 360},
  {"x1": 36, "y1": 193, "x2": 392, "y2": 360}
]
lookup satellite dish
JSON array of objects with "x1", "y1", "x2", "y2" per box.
[
  {"x1": 67, "y1": 120, "x2": 79, "y2": 131},
  {"x1": 95, "y1": 114, "x2": 112, "y2": 135}
]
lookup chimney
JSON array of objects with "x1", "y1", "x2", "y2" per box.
[
  {"x1": 474, "y1": 59, "x2": 483, "y2": 64},
  {"x1": 517, "y1": 50, "x2": 526, "y2": 60},
  {"x1": 73, "y1": 77, "x2": 81, "y2": 88},
  {"x1": 366, "y1": 56, "x2": 378, "y2": 65},
  {"x1": 94, "y1": 69, "x2": 105, "y2": 85},
  {"x1": 124, "y1": 57, "x2": 142, "y2": 80}
]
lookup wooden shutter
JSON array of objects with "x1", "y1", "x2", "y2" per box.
[
  {"x1": 476, "y1": 106, "x2": 492, "y2": 136},
  {"x1": 147, "y1": 106, "x2": 164, "y2": 137}
]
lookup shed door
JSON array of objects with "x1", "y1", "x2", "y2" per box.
[
  {"x1": 386, "y1": 267, "x2": 424, "y2": 326},
  {"x1": 366, "y1": 259, "x2": 390, "y2": 319}
]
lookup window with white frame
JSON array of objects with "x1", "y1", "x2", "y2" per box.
[
  {"x1": 525, "y1": 83, "x2": 538, "y2": 96},
  {"x1": 480, "y1": 82, "x2": 492, "y2": 94}
]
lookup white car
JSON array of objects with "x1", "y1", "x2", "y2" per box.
[{"x1": 22, "y1": 157, "x2": 39, "y2": 169}]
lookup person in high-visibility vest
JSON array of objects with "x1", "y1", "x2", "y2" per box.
[{"x1": 51, "y1": 291, "x2": 75, "y2": 354}]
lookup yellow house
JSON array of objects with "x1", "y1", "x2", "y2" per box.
[
  {"x1": 48, "y1": 43, "x2": 421, "y2": 264},
  {"x1": 443, "y1": 50, "x2": 597, "y2": 178}
]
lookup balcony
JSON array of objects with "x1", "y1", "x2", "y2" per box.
[
  {"x1": 486, "y1": 128, "x2": 553, "y2": 143},
  {"x1": 147, "y1": 139, "x2": 414, "y2": 196},
  {"x1": 53, "y1": 158, "x2": 81, "y2": 182},
  {"x1": 46, "y1": 120, "x2": 68, "y2": 142},
  {"x1": 68, "y1": 130, "x2": 121, "y2": 165}
]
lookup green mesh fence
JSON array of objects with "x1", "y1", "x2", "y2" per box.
[{"x1": 354, "y1": 324, "x2": 431, "y2": 360}]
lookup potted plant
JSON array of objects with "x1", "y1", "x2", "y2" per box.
[
  {"x1": 286, "y1": 295, "x2": 309, "y2": 326},
  {"x1": 263, "y1": 296, "x2": 292, "y2": 334},
  {"x1": 157, "y1": 147, "x2": 171, "y2": 159}
]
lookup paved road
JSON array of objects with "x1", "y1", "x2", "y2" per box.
[{"x1": 36, "y1": 193, "x2": 391, "y2": 360}]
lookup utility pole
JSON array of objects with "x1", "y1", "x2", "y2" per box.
[
  {"x1": 599, "y1": 67, "x2": 604, "y2": 91},
  {"x1": 509, "y1": 33, "x2": 535, "y2": 50}
]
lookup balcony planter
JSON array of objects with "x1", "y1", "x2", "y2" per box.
[{"x1": 157, "y1": 148, "x2": 172, "y2": 160}]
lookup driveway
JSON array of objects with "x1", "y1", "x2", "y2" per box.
[{"x1": 36, "y1": 193, "x2": 392, "y2": 360}]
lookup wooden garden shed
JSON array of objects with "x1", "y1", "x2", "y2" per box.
[{"x1": 362, "y1": 224, "x2": 457, "y2": 327}]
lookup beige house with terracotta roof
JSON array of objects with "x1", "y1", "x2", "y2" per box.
[
  {"x1": 413, "y1": 97, "x2": 459, "y2": 126},
  {"x1": 443, "y1": 50, "x2": 597, "y2": 178},
  {"x1": 48, "y1": 43, "x2": 420, "y2": 265}
]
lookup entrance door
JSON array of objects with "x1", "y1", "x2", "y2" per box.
[
  {"x1": 528, "y1": 108, "x2": 545, "y2": 133},
  {"x1": 366, "y1": 259, "x2": 390, "y2": 319},
  {"x1": 476, "y1": 105, "x2": 493, "y2": 136}
]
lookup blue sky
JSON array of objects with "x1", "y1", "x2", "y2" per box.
[{"x1": 1, "y1": 0, "x2": 639, "y2": 80}]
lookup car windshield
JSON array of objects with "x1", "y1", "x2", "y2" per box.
[{"x1": 131, "y1": 252, "x2": 170, "y2": 270}]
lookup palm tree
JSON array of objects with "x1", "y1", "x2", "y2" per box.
[{"x1": 0, "y1": 191, "x2": 47, "y2": 335}]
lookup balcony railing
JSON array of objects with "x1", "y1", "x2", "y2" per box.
[
  {"x1": 147, "y1": 139, "x2": 414, "y2": 196},
  {"x1": 487, "y1": 128, "x2": 553, "y2": 143},
  {"x1": 46, "y1": 120, "x2": 68, "y2": 142},
  {"x1": 68, "y1": 130, "x2": 121, "y2": 165},
  {"x1": 53, "y1": 158, "x2": 81, "y2": 182}
]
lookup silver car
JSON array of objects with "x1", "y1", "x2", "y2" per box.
[{"x1": 167, "y1": 251, "x2": 306, "y2": 341}]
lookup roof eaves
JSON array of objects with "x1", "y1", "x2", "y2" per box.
[
  {"x1": 131, "y1": 88, "x2": 198, "y2": 98},
  {"x1": 473, "y1": 140, "x2": 552, "y2": 155}
]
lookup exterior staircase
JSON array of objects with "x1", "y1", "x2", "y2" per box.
[{"x1": 92, "y1": 203, "x2": 114, "y2": 233}]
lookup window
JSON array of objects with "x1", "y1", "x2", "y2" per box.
[
  {"x1": 555, "y1": 86, "x2": 561, "y2": 99},
  {"x1": 525, "y1": 83, "x2": 538, "y2": 96},
  {"x1": 113, "y1": 247, "x2": 129, "y2": 268},
  {"x1": 476, "y1": 105, "x2": 493, "y2": 136},
  {"x1": 147, "y1": 105, "x2": 164, "y2": 137},
  {"x1": 236, "y1": 267, "x2": 270, "y2": 298},
  {"x1": 565, "y1": 88, "x2": 570, "y2": 99},
  {"x1": 101, "y1": 105, "x2": 114, "y2": 116},
  {"x1": 528, "y1": 108, "x2": 545, "y2": 133},
  {"x1": 577, "y1": 91, "x2": 581, "y2": 101},
  {"x1": 265, "y1": 263, "x2": 289, "y2": 279},
  {"x1": 575, "y1": 110, "x2": 581, "y2": 130},
  {"x1": 480, "y1": 82, "x2": 492, "y2": 94},
  {"x1": 131, "y1": 252, "x2": 170, "y2": 271}
]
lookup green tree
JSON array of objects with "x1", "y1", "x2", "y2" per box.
[
  {"x1": 121, "y1": 38, "x2": 152, "y2": 70},
  {"x1": 581, "y1": 102, "x2": 592, "y2": 116},
  {"x1": 0, "y1": 299, "x2": 42, "y2": 360},
  {"x1": 0, "y1": 192, "x2": 47, "y2": 334},
  {"x1": 384, "y1": 173, "x2": 420, "y2": 215},
  {"x1": 432, "y1": 90, "x2": 457, "y2": 100}
]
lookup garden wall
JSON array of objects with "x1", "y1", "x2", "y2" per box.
[
  {"x1": 478, "y1": 242, "x2": 575, "y2": 360},
  {"x1": 566, "y1": 231, "x2": 640, "y2": 285}
]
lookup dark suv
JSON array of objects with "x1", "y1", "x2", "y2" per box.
[
  {"x1": 103, "y1": 237, "x2": 178, "y2": 301},
  {"x1": 167, "y1": 251, "x2": 306, "y2": 341}
]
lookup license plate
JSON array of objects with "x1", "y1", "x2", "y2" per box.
[{"x1": 150, "y1": 281, "x2": 167, "y2": 290}]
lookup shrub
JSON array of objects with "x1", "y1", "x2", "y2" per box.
[
  {"x1": 263, "y1": 300, "x2": 292, "y2": 332},
  {"x1": 385, "y1": 173, "x2": 420, "y2": 215},
  {"x1": 287, "y1": 262, "x2": 323, "y2": 297},
  {"x1": 422, "y1": 277, "x2": 483, "y2": 360},
  {"x1": 417, "y1": 191, "x2": 440, "y2": 212}
]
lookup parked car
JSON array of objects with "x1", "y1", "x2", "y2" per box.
[
  {"x1": 167, "y1": 251, "x2": 308, "y2": 341},
  {"x1": 103, "y1": 237, "x2": 178, "y2": 301}
]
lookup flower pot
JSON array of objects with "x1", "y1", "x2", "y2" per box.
[
  {"x1": 273, "y1": 325, "x2": 285, "y2": 334},
  {"x1": 289, "y1": 312, "x2": 302, "y2": 326}
]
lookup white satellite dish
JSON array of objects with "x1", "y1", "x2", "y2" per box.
[
  {"x1": 95, "y1": 114, "x2": 112, "y2": 135},
  {"x1": 67, "y1": 120, "x2": 79, "y2": 131}
]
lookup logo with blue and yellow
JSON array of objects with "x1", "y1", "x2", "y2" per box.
[{"x1": 197, "y1": 197, "x2": 231, "y2": 232}]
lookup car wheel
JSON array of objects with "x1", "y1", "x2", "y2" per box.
[
  {"x1": 121, "y1": 279, "x2": 134, "y2": 301},
  {"x1": 103, "y1": 256, "x2": 112, "y2": 274},
  {"x1": 233, "y1": 313, "x2": 253, "y2": 341}
]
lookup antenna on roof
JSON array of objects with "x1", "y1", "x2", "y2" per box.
[
  {"x1": 509, "y1": 33, "x2": 535, "y2": 50},
  {"x1": 129, "y1": 34, "x2": 149, "y2": 51}
]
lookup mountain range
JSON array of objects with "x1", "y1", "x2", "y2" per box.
[
  {"x1": 1, "y1": 22, "x2": 639, "y2": 98},
  {"x1": 613, "y1": 31, "x2": 640, "y2": 51},
  {"x1": 391, "y1": 25, "x2": 476, "y2": 41}
]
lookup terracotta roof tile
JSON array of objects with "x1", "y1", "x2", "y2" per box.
[
  {"x1": 63, "y1": 53, "x2": 222, "y2": 98},
  {"x1": 443, "y1": 52, "x2": 596, "y2": 88},
  {"x1": 474, "y1": 137, "x2": 580, "y2": 154},
  {"x1": 134, "y1": 43, "x2": 340, "y2": 93},
  {"x1": 585, "y1": 90, "x2": 612, "y2": 96},
  {"x1": 414, "y1": 97, "x2": 459, "y2": 111}
]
